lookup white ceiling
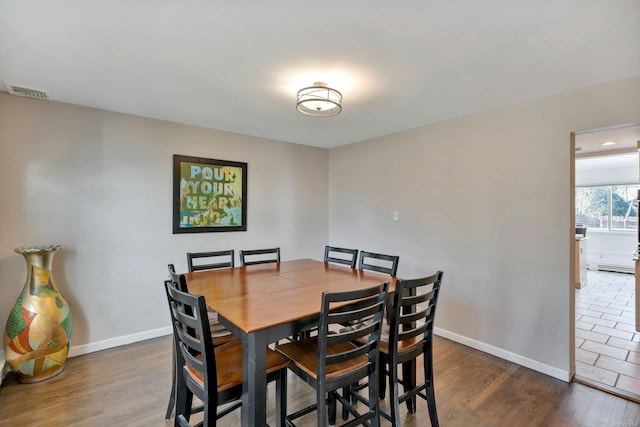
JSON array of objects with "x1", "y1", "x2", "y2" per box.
[
  {"x1": 576, "y1": 124, "x2": 640, "y2": 156},
  {"x1": 1, "y1": 1, "x2": 639, "y2": 149},
  {"x1": 575, "y1": 124, "x2": 640, "y2": 172}
]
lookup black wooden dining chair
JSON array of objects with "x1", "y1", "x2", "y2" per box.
[
  {"x1": 168, "y1": 264, "x2": 236, "y2": 344},
  {"x1": 324, "y1": 245, "x2": 359, "y2": 269},
  {"x1": 168, "y1": 264, "x2": 235, "y2": 343},
  {"x1": 351, "y1": 271, "x2": 444, "y2": 427},
  {"x1": 239, "y1": 247, "x2": 280, "y2": 266},
  {"x1": 186, "y1": 249, "x2": 234, "y2": 272},
  {"x1": 358, "y1": 251, "x2": 400, "y2": 277},
  {"x1": 338, "y1": 250, "x2": 399, "y2": 410},
  {"x1": 275, "y1": 282, "x2": 388, "y2": 427},
  {"x1": 164, "y1": 280, "x2": 290, "y2": 427},
  {"x1": 297, "y1": 245, "x2": 359, "y2": 340},
  {"x1": 164, "y1": 264, "x2": 236, "y2": 420}
]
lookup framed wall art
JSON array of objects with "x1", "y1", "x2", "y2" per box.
[{"x1": 173, "y1": 154, "x2": 247, "y2": 233}]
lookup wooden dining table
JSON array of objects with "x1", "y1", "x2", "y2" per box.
[{"x1": 185, "y1": 258, "x2": 396, "y2": 427}]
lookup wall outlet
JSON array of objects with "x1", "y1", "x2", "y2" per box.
[{"x1": 392, "y1": 211, "x2": 399, "y2": 221}]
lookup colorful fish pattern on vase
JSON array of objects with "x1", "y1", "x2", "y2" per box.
[{"x1": 3, "y1": 245, "x2": 73, "y2": 383}]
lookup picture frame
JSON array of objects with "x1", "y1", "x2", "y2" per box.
[{"x1": 173, "y1": 154, "x2": 247, "y2": 233}]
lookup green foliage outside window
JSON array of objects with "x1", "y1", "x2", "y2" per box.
[{"x1": 576, "y1": 185, "x2": 639, "y2": 231}]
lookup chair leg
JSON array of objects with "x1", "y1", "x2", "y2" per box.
[
  {"x1": 175, "y1": 386, "x2": 193, "y2": 427},
  {"x1": 389, "y1": 363, "x2": 401, "y2": 427},
  {"x1": 378, "y1": 360, "x2": 387, "y2": 399},
  {"x1": 341, "y1": 386, "x2": 350, "y2": 421},
  {"x1": 402, "y1": 359, "x2": 417, "y2": 412},
  {"x1": 426, "y1": 381, "x2": 439, "y2": 427},
  {"x1": 329, "y1": 391, "x2": 337, "y2": 426},
  {"x1": 317, "y1": 388, "x2": 327, "y2": 427},
  {"x1": 165, "y1": 343, "x2": 177, "y2": 419},
  {"x1": 425, "y1": 348, "x2": 439, "y2": 427},
  {"x1": 174, "y1": 357, "x2": 193, "y2": 427},
  {"x1": 201, "y1": 395, "x2": 211, "y2": 427},
  {"x1": 276, "y1": 369, "x2": 287, "y2": 427},
  {"x1": 368, "y1": 367, "x2": 381, "y2": 427}
]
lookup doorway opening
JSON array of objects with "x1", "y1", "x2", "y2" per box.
[{"x1": 572, "y1": 123, "x2": 640, "y2": 402}]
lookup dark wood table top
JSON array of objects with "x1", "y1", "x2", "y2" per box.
[{"x1": 185, "y1": 258, "x2": 396, "y2": 334}]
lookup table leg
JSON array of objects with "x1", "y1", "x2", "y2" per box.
[{"x1": 242, "y1": 331, "x2": 268, "y2": 427}]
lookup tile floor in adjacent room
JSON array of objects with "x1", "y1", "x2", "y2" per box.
[{"x1": 575, "y1": 269, "x2": 640, "y2": 399}]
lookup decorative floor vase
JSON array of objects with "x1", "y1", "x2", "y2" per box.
[{"x1": 3, "y1": 245, "x2": 73, "y2": 383}]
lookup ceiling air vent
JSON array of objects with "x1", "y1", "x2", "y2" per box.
[{"x1": 4, "y1": 83, "x2": 49, "y2": 100}]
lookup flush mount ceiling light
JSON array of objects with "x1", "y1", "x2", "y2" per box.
[
  {"x1": 296, "y1": 82, "x2": 342, "y2": 117},
  {"x1": 601, "y1": 140, "x2": 617, "y2": 146}
]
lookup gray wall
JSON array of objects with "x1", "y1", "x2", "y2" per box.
[
  {"x1": 2, "y1": 75, "x2": 640, "y2": 380},
  {"x1": 329, "y1": 75, "x2": 640, "y2": 379},
  {"x1": 0, "y1": 94, "x2": 329, "y2": 354}
]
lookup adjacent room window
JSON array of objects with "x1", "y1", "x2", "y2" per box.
[{"x1": 576, "y1": 184, "x2": 640, "y2": 231}]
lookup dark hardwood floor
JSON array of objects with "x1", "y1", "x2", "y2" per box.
[{"x1": 1, "y1": 335, "x2": 638, "y2": 426}]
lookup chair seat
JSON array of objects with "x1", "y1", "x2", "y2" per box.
[
  {"x1": 348, "y1": 321, "x2": 424, "y2": 354},
  {"x1": 276, "y1": 337, "x2": 368, "y2": 380},
  {"x1": 207, "y1": 307, "x2": 236, "y2": 344},
  {"x1": 211, "y1": 333, "x2": 236, "y2": 346},
  {"x1": 193, "y1": 321, "x2": 235, "y2": 344},
  {"x1": 207, "y1": 307, "x2": 232, "y2": 328},
  {"x1": 378, "y1": 334, "x2": 424, "y2": 355},
  {"x1": 209, "y1": 321, "x2": 230, "y2": 333},
  {"x1": 185, "y1": 340, "x2": 290, "y2": 392}
]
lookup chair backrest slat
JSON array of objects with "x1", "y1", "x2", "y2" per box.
[
  {"x1": 358, "y1": 251, "x2": 399, "y2": 277},
  {"x1": 187, "y1": 250, "x2": 235, "y2": 272},
  {"x1": 324, "y1": 246, "x2": 359, "y2": 269},
  {"x1": 164, "y1": 280, "x2": 217, "y2": 394},
  {"x1": 167, "y1": 264, "x2": 189, "y2": 292},
  {"x1": 388, "y1": 271, "x2": 443, "y2": 364},
  {"x1": 317, "y1": 282, "x2": 388, "y2": 389},
  {"x1": 239, "y1": 247, "x2": 280, "y2": 266}
]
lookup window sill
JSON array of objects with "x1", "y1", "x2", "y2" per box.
[{"x1": 586, "y1": 229, "x2": 637, "y2": 236}]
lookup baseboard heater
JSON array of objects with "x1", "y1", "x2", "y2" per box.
[{"x1": 592, "y1": 263, "x2": 635, "y2": 274}]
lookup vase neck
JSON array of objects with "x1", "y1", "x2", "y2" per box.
[{"x1": 22, "y1": 251, "x2": 56, "y2": 270}]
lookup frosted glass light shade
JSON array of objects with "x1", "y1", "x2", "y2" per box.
[{"x1": 296, "y1": 82, "x2": 342, "y2": 117}]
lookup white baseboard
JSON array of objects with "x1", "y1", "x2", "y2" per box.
[
  {"x1": 0, "y1": 327, "x2": 172, "y2": 385},
  {"x1": 68, "y1": 326, "x2": 172, "y2": 358},
  {"x1": 2, "y1": 326, "x2": 569, "y2": 386},
  {"x1": 434, "y1": 327, "x2": 571, "y2": 382}
]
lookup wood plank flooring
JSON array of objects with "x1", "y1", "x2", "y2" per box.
[{"x1": 1, "y1": 334, "x2": 639, "y2": 426}]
